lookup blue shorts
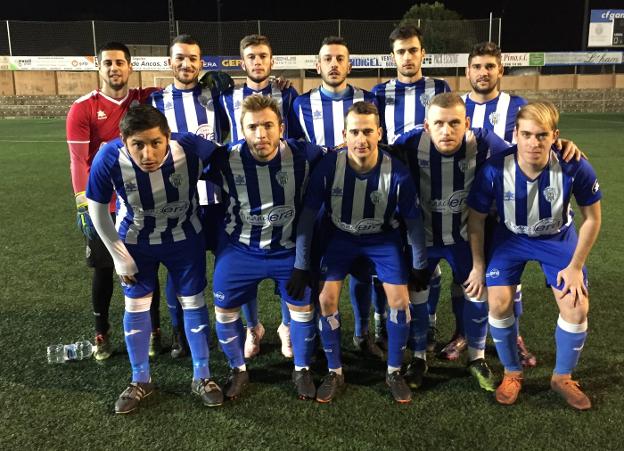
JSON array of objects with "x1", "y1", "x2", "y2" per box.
[
  {"x1": 320, "y1": 229, "x2": 408, "y2": 285},
  {"x1": 212, "y1": 243, "x2": 311, "y2": 309},
  {"x1": 124, "y1": 234, "x2": 206, "y2": 299},
  {"x1": 427, "y1": 241, "x2": 472, "y2": 285},
  {"x1": 486, "y1": 225, "x2": 587, "y2": 290}
]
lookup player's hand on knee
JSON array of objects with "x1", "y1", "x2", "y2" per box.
[
  {"x1": 463, "y1": 267, "x2": 485, "y2": 300},
  {"x1": 409, "y1": 267, "x2": 430, "y2": 292},
  {"x1": 557, "y1": 267, "x2": 588, "y2": 307},
  {"x1": 286, "y1": 268, "x2": 310, "y2": 300},
  {"x1": 75, "y1": 192, "x2": 97, "y2": 241}
]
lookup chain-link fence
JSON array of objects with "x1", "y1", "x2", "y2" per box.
[{"x1": 0, "y1": 18, "x2": 501, "y2": 56}]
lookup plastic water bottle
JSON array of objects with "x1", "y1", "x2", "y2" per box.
[{"x1": 47, "y1": 340, "x2": 93, "y2": 363}]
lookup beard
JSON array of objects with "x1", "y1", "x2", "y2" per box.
[
  {"x1": 471, "y1": 80, "x2": 497, "y2": 95},
  {"x1": 247, "y1": 71, "x2": 270, "y2": 85}
]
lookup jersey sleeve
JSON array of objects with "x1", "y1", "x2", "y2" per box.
[
  {"x1": 66, "y1": 101, "x2": 92, "y2": 194},
  {"x1": 572, "y1": 159, "x2": 602, "y2": 206},
  {"x1": 140, "y1": 87, "x2": 161, "y2": 103},
  {"x1": 303, "y1": 153, "x2": 334, "y2": 211},
  {"x1": 467, "y1": 161, "x2": 496, "y2": 213},
  {"x1": 476, "y1": 127, "x2": 513, "y2": 156},
  {"x1": 85, "y1": 143, "x2": 116, "y2": 204},
  {"x1": 394, "y1": 162, "x2": 420, "y2": 220}
]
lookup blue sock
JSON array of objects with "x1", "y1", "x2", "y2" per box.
[
  {"x1": 489, "y1": 315, "x2": 521, "y2": 372},
  {"x1": 319, "y1": 312, "x2": 342, "y2": 370},
  {"x1": 280, "y1": 299, "x2": 291, "y2": 326},
  {"x1": 426, "y1": 274, "x2": 442, "y2": 321},
  {"x1": 124, "y1": 310, "x2": 152, "y2": 383},
  {"x1": 165, "y1": 273, "x2": 183, "y2": 329},
  {"x1": 215, "y1": 312, "x2": 245, "y2": 369},
  {"x1": 349, "y1": 277, "x2": 372, "y2": 337},
  {"x1": 183, "y1": 307, "x2": 211, "y2": 379},
  {"x1": 241, "y1": 298, "x2": 258, "y2": 328},
  {"x1": 451, "y1": 283, "x2": 465, "y2": 336},
  {"x1": 464, "y1": 297, "x2": 488, "y2": 352},
  {"x1": 408, "y1": 302, "x2": 428, "y2": 353},
  {"x1": 554, "y1": 316, "x2": 588, "y2": 375},
  {"x1": 513, "y1": 287, "x2": 523, "y2": 327},
  {"x1": 372, "y1": 278, "x2": 387, "y2": 315},
  {"x1": 387, "y1": 308, "x2": 409, "y2": 368},
  {"x1": 290, "y1": 311, "x2": 316, "y2": 368}
]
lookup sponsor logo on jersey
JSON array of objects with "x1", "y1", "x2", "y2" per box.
[
  {"x1": 486, "y1": 268, "x2": 500, "y2": 278},
  {"x1": 508, "y1": 217, "x2": 563, "y2": 236},
  {"x1": 169, "y1": 173, "x2": 183, "y2": 188},
  {"x1": 213, "y1": 291, "x2": 225, "y2": 301},
  {"x1": 592, "y1": 179, "x2": 600, "y2": 194},
  {"x1": 336, "y1": 217, "x2": 383, "y2": 234},
  {"x1": 97, "y1": 110, "x2": 107, "y2": 120},
  {"x1": 488, "y1": 111, "x2": 500, "y2": 126},
  {"x1": 369, "y1": 190, "x2": 382, "y2": 205},
  {"x1": 275, "y1": 170, "x2": 289, "y2": 187},
  {"x1": 430, "y1": 190, "x2": 468, "y2": 214},
  {"x1": 543, "y1": 186, "x2": 558, "y2": 203},
  {"x1": 243, "y1": 205, "x2": 295, "y2": 227},
  {"x1": 195, "y1": 124, "x2": 215, "y2": 140},
  {"x1": 139, "y1": 200, "x2": 190, "y2": 218}
]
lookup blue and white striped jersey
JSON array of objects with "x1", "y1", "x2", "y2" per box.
[
  {"x1": 373, "y1": 77, "x2": 451, "y2": 144},
  {"x1": 205, "y1": 138, "x2": 324, "y2": 252},
  {"x1": 150, "y1": 84, "x2": 223, "y2": 205},
  {"x1": 461, "y1": 92, "x2": 527, "y2": 143},
  {"x1": 86, "y1": 137, "x2": 213, "y2": 245},
  {"x1": 393, "y1": 127, "x2": 510, "y2": 246},
  {"x1": 468, "y1": 147, "x2": 601, "y2": 238},
  {"x1": 304, "y1": 149, "x2": 419, "y2": 236},
  {"x1": 293, "y1": 85, "x2": 376, "y2": 147},
  {"x1": 219, "y1": 83, "x2": 301, "y2": 142}
]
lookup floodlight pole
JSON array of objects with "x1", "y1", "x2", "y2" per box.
[{"x1": 168, "y1": 0, "x2": 176, "y2": 42}]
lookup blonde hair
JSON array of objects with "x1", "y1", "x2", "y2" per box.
[
  {"x1": 240, "y1": 94, "x2": 283, "y2": 126},
  {"x1": 515, "y1": 101, "x2": 559, "y2": 131}
]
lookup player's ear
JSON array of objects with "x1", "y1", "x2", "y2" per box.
[
  {"x1": 240, "y1": 58, "x2": 246, "y2": 72},
  {"x1": 465, "y1": 115, "x2": 471, "y2": 130},
  {"x1": 315, "y1": 59, "x2": 321, "y2": 75},
  {"x1": 553, "y1": 128, "x2": 560, "y2": 141},
  {"x1": 424, "y1": 118, "x2": 430, "y2": 133},
  {"x1": 346, "y1": 60, "x2": 352, "y2": 75}
]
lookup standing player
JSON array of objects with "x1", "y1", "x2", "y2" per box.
[
  {"x1": 219, "y1": 34, "x2": 302, "y2": 360},
  {"x1": 66, "y1": 42, "x2": 161, "y2": 360},
  {"x1": 467, "y1": 101, "x2": 601, "y2": 410},
  {"x1": 372, "y1": 24, "x2": 451, "y2": 349},
  {"x1": 86, "y1": 104, "x2": 223, "y2": 413},
  {"x1": 461, "y1": 41, "x2": 535, "y2": 366},
  {"x1": 293, "y1": 36, "x2": 383, "y2": 358},
  {"x1": 199, "y1": 95, "x2": 322, "y2": 400},
  {"x1": 292, "y1": 102, "x2": 429, "y2": 403},
  {"x1": 150, "y1": 34, "x2": 224, "y2": 359}
]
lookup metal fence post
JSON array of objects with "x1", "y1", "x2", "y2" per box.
[
  {"x1": 498, "y1": 18, "x2": 502, "y2": 46},
  {"x1": 258, "y1": 20, "x2": 261, "y2": 35},
  {"x1": 488, "y1": 12, "x2": 493, "y2": 42},
  {"x1": 338, "y1": 19, "x2": 341, "y2": 37},
  {"x1": 91, "y1": 20, "x2": 97, "y2": 56},
  {"x1": 6, "y1": 20, "x2": 12, "y2": 56}
]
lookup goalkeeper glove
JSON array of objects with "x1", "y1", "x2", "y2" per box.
[
  {"x1": 199, "y1": 70, "x2": 235, "y2": 94},
  {"x1": 75, "y1": 191, "x2": 97, "y2": 241}
]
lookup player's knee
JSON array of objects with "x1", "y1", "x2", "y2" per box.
[
  {"x1": 125, "y1": 294, "x2": 152, "y2": 313},
  {"x1": 388, "y1": 307, "x2": 411, "y2": 324},
  {"x1": 215, "y1": 309, "x2": 240, "y2": 323},
  {"x1": 487, "y1": 287, "x2": 514, "y2": 318},
  {"x1": 559, "y1": 295, "x2": 589, "y2": 323},
  {"x1": 178, "y1": 292, "x2": 206, "y2": 310}
]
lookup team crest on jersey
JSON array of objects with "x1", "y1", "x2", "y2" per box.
[
  {"x1": 419, "y1": 93, "x2": 432, "y2": 108},
  {"x1": 169, "y1": 173, "x2": 183, "y2": 188},
  {"x1": 275, "y1": 171, "x2": 289, "y2": 187},
  {"x1": 457, "y1": 159, "x2": 468, "y2": 173},
  {"x1": 195, "y1": 124, "x2": 215, "y2": 140},
  {"x1": 592, "y1": 179, "x2": 600, "y2": 194},
  {"x1": 97, "y1": 110, "x2": 107, "y2": 120},
  {"x1": 488, "y1": 111, "x2": 500, "y2": 126},
  {"x1": 124, "y1": 181, "x2": 138, "y2": 192},
  {"x1": 369, "y1": 190, "x2": 382, "y2": 205},
  {"x1": 313, "y1": 110, "x2": 323, "y2": 120},
  {"x1": 234, "y1": 174, "x2": 246, "y2": 185},
  {"x1": 331, "y1": 187, "x2": 343, "y2": 197},
  {"x1": 543, "y1": 186, "x2": 558, "y2": 203},
  {"x1": 504, "y1": 191, "x2": 515, "y2": 201}
]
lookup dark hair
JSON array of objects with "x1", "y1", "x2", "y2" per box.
[
  {"x1": 239, "y1": 34, "x2": 272, "y2": 57},
  {"x1": 320, "y1": 36, "x2": 348, "y2": 49},
  {"x1": 429, "y1": 92, "x2": 466, "y2": 110},
  {"x1": 468, "y1": 41, "x2": 502, "y2": 65},
  {"x1": 345, "y1": 101, "x2": 380, "y2": 126},
  {"x1": 389, "y1": 25, "x2": 424, "y2": 50},
  {"x1": 170, "y1": 34, "x2": 201, "y2": 53},
  {"x1": 97, "y1": 42, "x2": 131, "y2": 64},
  {"x1": 120, "y1": 104, "x2": 170, "y2": 139}
]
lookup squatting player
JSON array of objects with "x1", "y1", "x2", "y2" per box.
[
  {"x1": 87, "y1": 104, "x2": 223, "y2": 413},
  {"x1": 198, "y1": 95, "x2": 323, "y2": 400},
  {"x1": 66, "y1": 42, "x2": 161, "y2": 360},
  {"x1": 293, "y1": 101, "x2": 429, "y2": 404},
  {"x1": 467, "y1": 101, "x2": 601, "y2": 410}
]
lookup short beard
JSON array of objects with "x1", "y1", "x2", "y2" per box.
[
  {"x1": 247, "y1": 72, "x2": 270, "y2": 85},
  {"x1": 471, "y1": 82, "x2": 497, "y2": 96}
]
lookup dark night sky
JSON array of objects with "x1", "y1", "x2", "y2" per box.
[{"x1": 4, "y1": 0, "x2": 624, "y2": 51}]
